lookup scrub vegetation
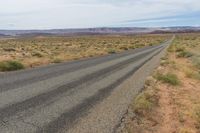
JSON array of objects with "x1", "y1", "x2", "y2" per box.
[
  {"x1": 0, "y1": 60, "x2": 24, "y2": 71},
  {"x1": 155, "y1": 72, "x2": 180, "y2": 85},
  {"x1": 0, "y1": 34, "x2": 169, "y2": 71}
]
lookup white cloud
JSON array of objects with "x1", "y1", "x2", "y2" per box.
[{"x1": 0, "y1": 0, "x2": 199, "y2": 29}]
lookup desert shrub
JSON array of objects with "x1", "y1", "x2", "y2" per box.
[
  {"x1": 155, "y1": 73, "x2": 180, "y2": 85},
  {"x1": 160, "y1": 60, "x2": 170, "y2": 66},
  {"x1": 167, "y1": 44, "x2": 175, "y2": 52},
  {"x1": 134, "y1": 44, "x2": 142, "y2": 48},
  {"x1": 32, "y1": 51, "x2": 43, "y2": 57},
  {"x1": 52, "y1": 58, "x2": 62, "y2": 63},
  {"x1": 185, "y1": 70, "x2": 200, "y2": 80},
  {"x1": 178, "y1": 112, "x2": 185, "y2": 123},
  {"x1": 144, "y1": 77, "x2": 155, "y2": 87},
  {"x1": 107, "y1": 49, "x2": 116, "y2": 54},
  {"x1": 161, "y1": 56, "x2": 168, "y2": 60},
  {"x1": 195, "y1": 62, "x2": 200, "y2": 70},
  {"x1": 3, "y1": 47, "x2": 16, "y2": 52},
  {"x1": 175, "y1": 46, "x2": 185, "y2": 52},
  {"x1": 195, "y1": 106, "x2": 200, "y2": 128},
  {"x1": 179, "y1": 128, "x2": 193, "y2": 133},
  {"x1": 119, "y1": 46, "x2": 129, "y2": 50},
  {"x1": 192, "y1": 56, "x2": 200, "y2": 70},
  {"x1": 177, "y1": 51, "x2": 193, "y2": 58},
  {"x1": 149, "y1": 43, "x2": 154, "y2": 46},
  {"x1": 128, "y1": 45, "x2": 135, "y2": 49},
  {"x1": 0, "y1": 60, "x2": 24, "y2": 71},
  {"x1": 133, "y1": 89, "x2": 158, "y2": 116}
]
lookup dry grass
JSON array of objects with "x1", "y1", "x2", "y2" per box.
[
  {"x1": 0, "y1": 60, "x2": 24, "y2": 71},
  {"x1": 155, "y1": 72, "x2": 180, "y2": 85},
  {"x1": 0, "y1": 34, "x2": 170, "y2": 71},
  {"x1": 132, "y1": 86, "x2": 158, "y2": 116}
]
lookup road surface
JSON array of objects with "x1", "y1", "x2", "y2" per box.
[{"x1": 0, "y1": 38, "x2": 173, "y2": 133}]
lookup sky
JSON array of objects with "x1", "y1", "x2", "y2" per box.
[{"x1": 0, "y1": 0, "x2": 200, "y2": 29}]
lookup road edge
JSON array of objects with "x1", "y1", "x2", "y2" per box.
[{"x1": 66, "y1": 38, "x2": 173, "y2": 133}]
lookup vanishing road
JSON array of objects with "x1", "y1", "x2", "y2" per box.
[{"x1": 0, "y1": 37, "x2": 173, "y2": 133}]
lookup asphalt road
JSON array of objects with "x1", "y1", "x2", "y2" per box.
[{"x1": 0, "y1": 38, "x2": 173, "y2": 133}]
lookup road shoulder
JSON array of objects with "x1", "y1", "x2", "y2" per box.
[{"x1": 117, "y1": 33, "x2": 200, "y2": 133}]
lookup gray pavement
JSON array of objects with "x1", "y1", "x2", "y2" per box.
[{"x1": 0, "y1": 37, "x2": 173, "y2": 133}]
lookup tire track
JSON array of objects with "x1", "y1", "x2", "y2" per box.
[
  {"x1": 36, "y1": 46, "x2": 164, "y2": 133},
  {"x1": 0, "y1": 46, "x2": 163, "y2": 120},
  {"x1": 0, "y1": 45, "x2": 163, "y2": 92}
]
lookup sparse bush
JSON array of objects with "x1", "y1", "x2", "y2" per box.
[
  {"x1": 178, "y1": 112, "x2": 185, "y2": 123},
  {"x1": 107, "y1": 49, "x2": 116, "y2": 54},
  {"x1": 3, "y1": 47, "x2": 16, "y2": 52},
  {"x1": 195, "y1": 106, "x2": 200, "y2": 128},
  {"x1": 192, "y1": 56, "x2": 200, "y2": 70},
  {"x1": 177, "y1": 51, "x2": 193, "y2": 58},
  {"x1": 149, "y1": 43, "x2": 154, "y2": 46},
  {"x1": 160, "y1": 56, "x2": 171, "y2": 66},
  {"x1": 167, "y1": 44, "x2": 175, "y2": 52},
  {"x1": 195, "y1": 62, "x2": 200, "y2": 70},
  {"x1": 52, "y1": 58, "x2": 62, "y2": 63},
  {"x1": 155, "y1": 73, "x2": 180, "y2": 85},
  {"x1": 161, "y1": 57, "x2": 168, "y2": 60},
  {"x1": 0, "y1": 60, "x2": 25, "y2": 71},
  {"x1": 128, "y1": 45, "x2": 135, "y2": 49},
  {"x1": 179, "y1": 128, "x2": 193, "y2": 133},
  {"x1": 185, "y1": 69, "x2": 200, "y2": 80},
  {"x1": 133, "y1": 88, "x2": 158, "y2": 116},
  {"x1": 175, "y1": 46, "x2": 185, "y2": 52},
  {"x1": 145, "y1": 77, "x2": 156, "y2": 87},
  {"x1": 32, "y1": 51, "x2": 43, "y2": 57},
  {"x1": 119, "y1": 46, "x2": 129, "y2": 50},
  {"x1": 133, "y1": 92, "x2": 153, "y2": 116},
  {"x1": 160, "y1": 60, "x2": 170, "y2": 66}
]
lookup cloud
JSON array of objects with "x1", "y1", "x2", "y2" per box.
[
  {"x1": 0, "y1": 0, "x2": 199, "y2": 29},
  {"x1": 123, "y1": 11, "x2": 200, "y2": 23}
]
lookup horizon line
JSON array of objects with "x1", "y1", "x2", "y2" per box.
[{"x1": 0, "y1": 25, "x2": 199, "y2": 31}]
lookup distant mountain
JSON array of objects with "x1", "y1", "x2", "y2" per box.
[
  {"x1": 150, "y1": 26, "x2": 200, "y2": 34},
  {"x1": 0, "y1": 27, "x2": 152, "y2": 36},
  {"x1": 0, "y1": 27, "x2": 199, "y2": 36},
  {"x1": 0, "y1": 33, "x2": 11, "y2": 38}
]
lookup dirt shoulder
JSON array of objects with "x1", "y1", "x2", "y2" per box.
[{"x1": 117, "y1": 33, "x2": 200, "y2": 133}]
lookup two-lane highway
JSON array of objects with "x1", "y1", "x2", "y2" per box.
[{"x1": 0, "y1": 38, "x2": 173, "y2": 133}]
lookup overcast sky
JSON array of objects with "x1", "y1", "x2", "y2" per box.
[{"x1": 0, "y1": 0, "x2": 200, "y2": 29}]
